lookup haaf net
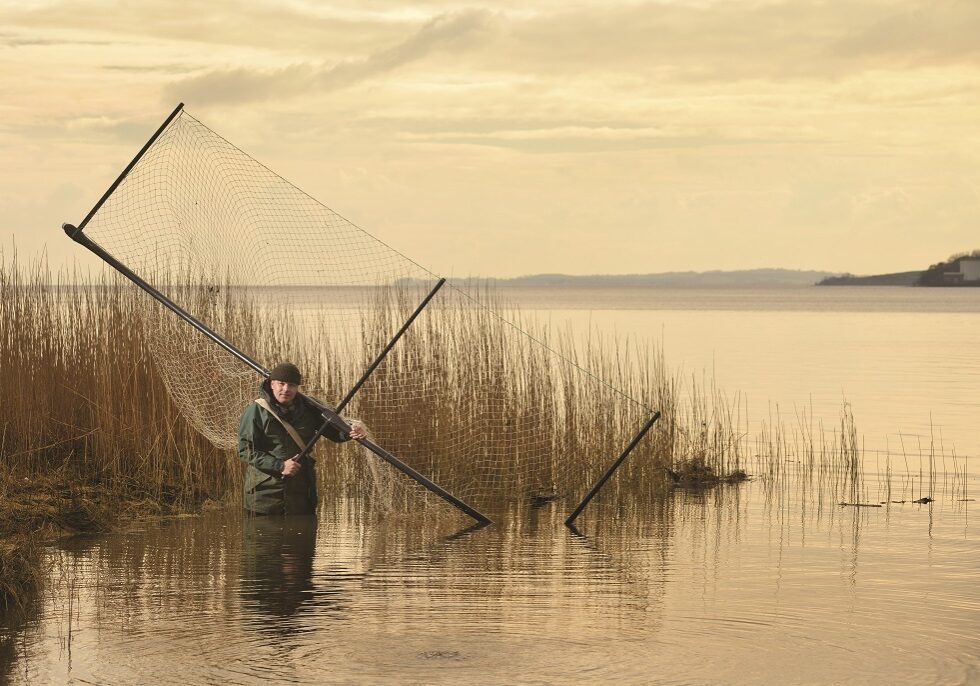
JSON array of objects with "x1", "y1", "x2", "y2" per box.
[{"x1": 75, "y1": 107, "x2": 656, "y2": 518}]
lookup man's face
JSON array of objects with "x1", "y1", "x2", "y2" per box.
[{"x1": 271, "y1": 379, "x2": 299, "y2": 405}]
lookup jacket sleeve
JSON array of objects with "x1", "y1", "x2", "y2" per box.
[
  {"x1": 321, "y1": 419, "x2": 352, "y2": 444},
  {"x1": 238, "y1": 403, "x2": 286, "y2": 476},
  {"x1": 303, "y1": 398, "x2": 351, "y2": 444}
]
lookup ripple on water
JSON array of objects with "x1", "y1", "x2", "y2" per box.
[{"x1": 8, "y1": 496, "x2": 979, "y2": 685}]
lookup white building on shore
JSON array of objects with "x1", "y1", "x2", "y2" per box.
[
  {"x1": 961, "y1": 258, "x2": 980, "y2": 281},
  {"x1": 943, "y1": 257, "x2": 980, "y2": 284}
]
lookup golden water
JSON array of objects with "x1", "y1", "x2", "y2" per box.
[
  {"x1": 5, "y1": 474, "x2": 978, "y2": 685},
  {"x1": 5, "y1": 285, "x2": 978, "y2": 684}
]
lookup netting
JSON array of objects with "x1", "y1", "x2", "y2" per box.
[{"x1": 75, "y1": 108, "x2": 657, "y2": 518}]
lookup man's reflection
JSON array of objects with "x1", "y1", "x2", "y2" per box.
[{"x1": 239, "y1": 515, "x2": 319, "y2": 635}]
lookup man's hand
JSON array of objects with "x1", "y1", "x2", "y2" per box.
[
  {"x1": 348, "y1": 422, "x2": 367, "y2": 440},
  {"x1": 282, "y1": 457, "x2": 302, "y2": 478}
]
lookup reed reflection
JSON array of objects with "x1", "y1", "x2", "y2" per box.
[{"x1": 0, "y1": 597, "x2": 39, "y2": 685}]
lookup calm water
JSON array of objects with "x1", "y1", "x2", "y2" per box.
[
  {"x1": 5, "y1": 486, "x2": 978, "y2": 685},
  {"x1": 4, "y1": 286, "x2": 979, "y2": 684},
  {"x1": 505, "y1": 286, "x2": 980, "y2": 461}
]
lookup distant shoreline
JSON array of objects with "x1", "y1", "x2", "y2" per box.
[
  {"x1": 446, "y1": 269, "x2": 835, "y2": 289},
  {"x1": 815, "y1": 271, "x2": 923, "y2": 287},
  {"x1": 450, "y1": 267, "x2": 980, "y2": 288}
]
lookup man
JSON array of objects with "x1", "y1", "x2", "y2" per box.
[{"x1": 238, "y1": 362, "x2": 366, "y2": 515}]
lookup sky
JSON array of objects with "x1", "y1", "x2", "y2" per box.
[{"x1": 2, "y1": 0, "x2": 979, "y2": 278}]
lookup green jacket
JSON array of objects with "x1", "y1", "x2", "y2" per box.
[{"x1": 238, "y1": 381, "x2": 349, "y2": 515}]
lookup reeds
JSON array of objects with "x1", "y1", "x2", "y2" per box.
[
  {"x1": 0, "y1": 253, "x2": 874, "y2": 521},
  {"x1": 0, "y1": 252, "x2": 237, "y2": 509},
  {"x1": 8, "y1": 250, "x2": 966, "y2": 611},
  {"x1": 0, "y1": 535, "x2": 43, "y2": 614}
]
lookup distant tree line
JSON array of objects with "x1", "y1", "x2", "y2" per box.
[{"x1": 816, "y1": 271, "x2": 921, "y2": 286}]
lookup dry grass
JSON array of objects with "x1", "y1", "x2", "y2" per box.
[
  {"x1": 0, "y1": 253, "x2": 238, "y2": 508},
  {"x1": 0, "y1": 535, "x2": 43, "y2": 614}
]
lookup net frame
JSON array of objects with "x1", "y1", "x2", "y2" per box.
[{"x1": 63, "y1": 103, "x2": 658, "y2": 524}]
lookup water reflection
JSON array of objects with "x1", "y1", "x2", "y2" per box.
[
  {"x1": 5, "y1": 477, "x2": 979, "y2": 685},
  {"x1": 0, "y1": 594, "x2": 38, "y2": 685},
  {"x1": 239, "y1": 516, "x2": 329, "y2": 637}
]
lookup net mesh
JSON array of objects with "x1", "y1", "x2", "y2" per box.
[{"x1": 77, "y1": 109, "x2": 656, "y2": 517}]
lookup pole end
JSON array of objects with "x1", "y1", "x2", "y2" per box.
[{"x1": 62, "y1": 223, "x2": 81, "y2": 240}]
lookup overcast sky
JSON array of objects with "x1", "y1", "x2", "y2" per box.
[{"x1": 2, "y1": 0, "x2": 978, "y2": 277}]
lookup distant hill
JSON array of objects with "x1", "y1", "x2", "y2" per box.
[
  {"x1": 816, "y1": 271, "x2": 923, "y2": 286},
  {"x1": 452, "y1": 269, "x2": 836, "y2": 288}
]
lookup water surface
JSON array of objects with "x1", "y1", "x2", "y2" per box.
[
  {"x1": 5, "y1": 478, "x2": 977, "y2": 685},
  {"x1": 6, "y1": 285, "x2": 978, "y2": 684},
  {"x1": 503, "y1": 286, "x2": 980, "y2": 460}
]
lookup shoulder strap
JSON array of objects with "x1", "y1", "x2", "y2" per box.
[{"x1": 254, "y1": 398, "x2": 306, "y2": 451}]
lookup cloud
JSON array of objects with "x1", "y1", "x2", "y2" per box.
[
  {"x1": 392, "y1": 123, "x2": 823, "y2": 154},
  {"x1": 103, "y1": 63, "x2": 198, "y2": 74},
  {"x1": 321, "y1": 8, "x2": 495, "y2": 84},
  {"x1": 0, "y1": 32, "x2": 56, "y2": 47},
  {"x1": 0, "y1": 29, "x2": 117, "y2": 48},
  {"x1": 164, "y1": 9, "x2": 496, "y2": 106},
  {"x1": 473, "y1": 0, "x2": 980, "y2": 83},
  {"x1": 832, "y1": 1, "x2": 980, "y2": 65},
  {"x1": 15, "y1": 112, "x2": 169, "y2": 147},
  {"x1": 164, "y1": 64, "x2": 314, "y2": 106},
  {"x1": 1, "y1": 0, "x2": 398, "y2": 52}
]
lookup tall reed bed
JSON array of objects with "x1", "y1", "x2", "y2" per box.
[
  {"x1": 335, "y1": 286, "x2": 672, "y2": 511},
  {"x1": 339, "y1": 286, "x2": 836, "y2": 512},
  {"x1": 1, "y1": 254, "x2": 873, "y2": 521},
  {"x1": 0, "y1": 254, "x2": 235, "y2": 507}
]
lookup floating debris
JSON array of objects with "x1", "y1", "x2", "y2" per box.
[
  {"x1": 665, "y1": 458, "x2": 750, "y2": 487},
  {"x1": 529, "y1": 492, "x2": 560, "y2": 507},
  {"x1": 418, "y1": 650, "x2": 464, "y2": 661}
]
